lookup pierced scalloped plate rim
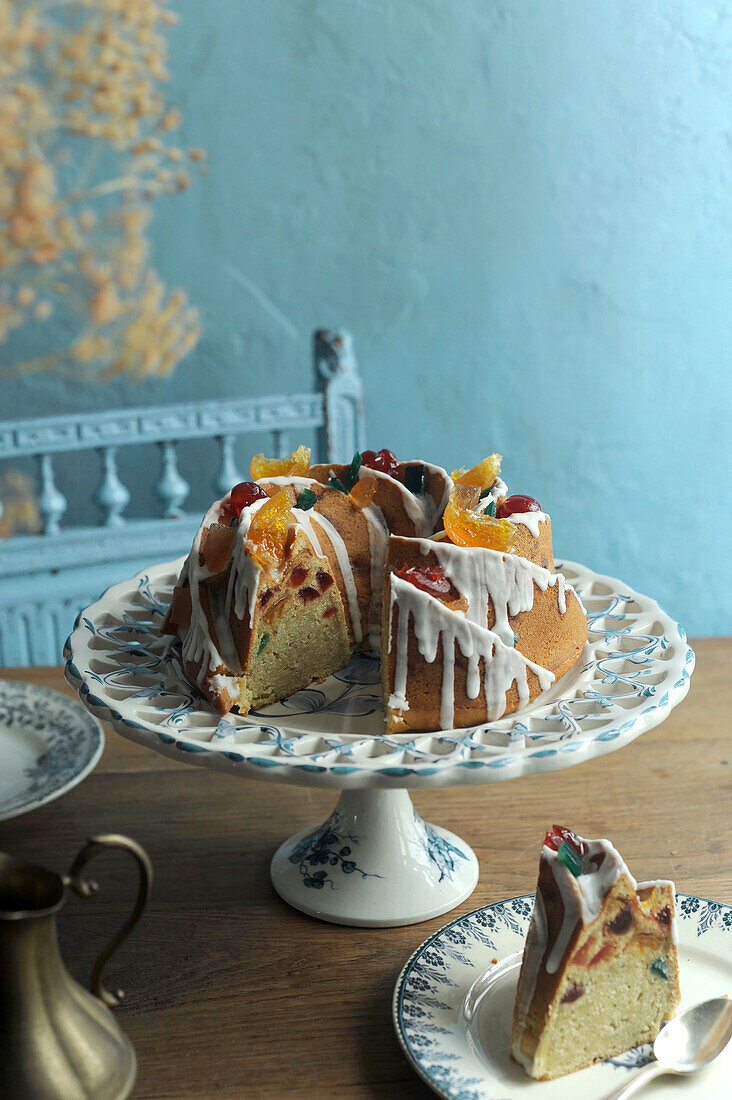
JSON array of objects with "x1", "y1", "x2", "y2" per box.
[
  {"x1": 0, "y1": 680, "x2": 104, "y2": 821},
  {"x1": 63, "y1": 557, "x2": 694, "y2": 789},
  {"x1": 393, "y1": 892, "x2": 732, "y2": 1100}
]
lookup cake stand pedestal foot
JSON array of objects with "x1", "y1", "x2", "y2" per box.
[{"x1": 270, "y1": 788, "x2": 479, "y2": 927}]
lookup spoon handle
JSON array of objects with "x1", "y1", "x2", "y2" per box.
[{"x1": 599, "y1": 1059, "x2": 666, "y2": 1100}]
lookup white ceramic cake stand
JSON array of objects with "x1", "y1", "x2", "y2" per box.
[{"x1": 64, "y1": 558, "x2": 693, "y2": 927}]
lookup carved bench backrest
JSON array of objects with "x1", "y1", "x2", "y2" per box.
[{"x1": 0, "y1": 329, "x2": 365, "y2": 666}]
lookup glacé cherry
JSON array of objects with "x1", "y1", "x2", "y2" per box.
[
  {"x1": 396, "y1": 564, "x2": 451, "y2": 597},
  {"x1": 544, "y1": 825, "x2": 585, "y2": 856},
  {"x1": 361, "y1": 448, "x2": 400, "y2": 478},
  {"x1": 496, "y1": 494, "x2": 542, "y2": 518},
  {"x1": 228, "y1": 481, "x2": 267, "y2": 518}
]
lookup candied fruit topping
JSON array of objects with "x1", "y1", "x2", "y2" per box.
[
  {"x1": 444, "y1": 484, "x2": 516, "y2": 552},
  {"x1": 557, "y1": 839, "x2": 583, "y2": 877},
  {"x1": 344, "y1": 451, "x2": 363, "y2": 491},
  {"x1": 361, "y1": 448, "x2": 400, "y2": 478},
  {"x1": 404, "y1": 463, "x2": 426, "y2": 495},
  {"x1": 246, "y1": 489, "x2": 293, "y2": 569},
  {"x1": 296, "y1": 488, "x2": 318, "y2": 511},
  {"x1": 451, "y1": 452, "x2": 502, "y2": 491},
  {"x1": 349, "y1": 474, "x2": 377, "y2": 509},
  {"x1": 650, "y1": 957, "x2": 669, "y2": 980},
  {"x1": 544, "y1": 825, "x2": 585, "y2": 856},
  {"x1": 250, "y1": 444, "x2": 311, "y2": 481},
  {"x1": 561, "y1": 983, "x2": 584, "y2": 1004},
  {"x1": 396, "y1": 564, "x2": 451, "y2": 597},
  {"x1": 496, "y1": 494, "x2": 543, "y2": 519},
  {"x1": 227, "y1": 481, "x2": 267, "y2": 519},
  {"x1": 607, "y1": 906, "x2": 633, "y2": 934}
]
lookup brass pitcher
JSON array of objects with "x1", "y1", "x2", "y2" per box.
[{"x1": 0, "y1": 834, "x2": 152, "y2": 1100}]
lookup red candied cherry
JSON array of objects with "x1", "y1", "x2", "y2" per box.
[
  {"x1": 496, "y1": 494, "x2": 542, "y2": 519},
  {"x1": 396, "y1": 564, "x2": 451, "y2": 597},
  {"x1": 228, "y1": 481, "x2": 268, "y2": 519},
  {"x1": 361, "y1": 448, "x2": 400, "y2": 478},
  {"x1": 544, "y1": 825, "x2": 585, "y2": 856}
]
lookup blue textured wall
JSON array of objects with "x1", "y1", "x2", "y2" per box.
[{"x1": 3, "y1": 1, "x2": 731, "y2": 634}]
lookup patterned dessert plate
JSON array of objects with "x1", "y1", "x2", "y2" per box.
[
  {"x1": 0, "y1": 680, "x2": 104, "y2": 821},
  {"x1": 394, "y1": 893, "x2": 732, "y2": 1099},
  {"x1": 63, "y1": 557, "x2": 694, "y2": 788}
]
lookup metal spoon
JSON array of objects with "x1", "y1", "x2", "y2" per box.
[{"x1": 601, "y1": 997, "x2": 732, "y2": 1100}]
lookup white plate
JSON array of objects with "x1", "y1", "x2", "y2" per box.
[
  {"x1": 394, "y1": 893, "x2": 732, "y2": 1099},
  {"x1": 0, "y1": 680, "x2": 104, "y2": 821},
  {"x1": 63, "y1": 558, "x2": 693, "y2": 789}
]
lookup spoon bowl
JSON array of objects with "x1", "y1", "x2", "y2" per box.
[
  {"x1": 654, "y1": 996, "x2": 732, "y2": 1073},
  {"x1": 601, "y1": 997, "x2": 732, "y2": 1100}
]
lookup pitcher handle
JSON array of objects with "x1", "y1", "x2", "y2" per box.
[{"x1": 65, "y1": 833, "x2": 153, "y2": 1008}]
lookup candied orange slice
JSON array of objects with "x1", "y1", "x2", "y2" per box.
[
  {"x1": 246, "y1": 488, "x2": 293, "y2": 568},
  {"x1": 444, "y1": 484, "x2": 515, "y2": 552},
  {"x1": 250, "y1": 444, "x2": 311, "y2": 481},
  {"x1": 349, "y1": 474, "x2": 377, "y2": 509},
  {"x1": 451, "y1": 452, "x2": 502, "y2": 491}
]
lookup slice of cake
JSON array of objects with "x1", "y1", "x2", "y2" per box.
[{"x1": 511, "y1": 826, "x2": 680, "y2": 1080}]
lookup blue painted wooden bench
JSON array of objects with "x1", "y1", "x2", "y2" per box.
[{"x1": 0, "y1": 329, "x2": 365, "y2": 667}]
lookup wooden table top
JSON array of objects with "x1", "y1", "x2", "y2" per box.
[{"x1": 1, "y1": 639, "x2": 729, "y2": 1099}]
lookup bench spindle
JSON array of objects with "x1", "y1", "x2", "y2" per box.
[
  {"x1": 95, "y1": 446, "x2": 130, "y2": 527},
  {"x1": 156, "y1": 440, "x2": 190, "y2": 518},
  {"x1": 38, "y1": 454, "x2": 67, "y2": 536},
  {"x1": 214, "y1": 434, "x2": 242, "y2": 497}
]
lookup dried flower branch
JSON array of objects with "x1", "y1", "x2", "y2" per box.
[
  {"x1": 0, "y1": 0, "x2": 204, "y2": 381},
  {"x1": 0, "y1": 470, "x2": 41, "y2": 537}
]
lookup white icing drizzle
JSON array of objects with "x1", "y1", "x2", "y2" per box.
[
  {"x1": 293, "y1": 508, "x2": 324, "y2": 558},
  {"x1": 416, "y1": 538, "x2": 567, "y2": 647},
  {"x1": 515, "y1": 889, "x2": 548, "y2": 1029},
  {"x1": 360, "y1": 465, "x2": 438, "y2": 537},
  {"x1": 511, "y1": 510, "x2": 548, "y2": 539},
  {"x1": 476, "y1": 476, "x2": 508, "y2": 513},
  {"x1": 309, "y1": 511, "x2": 363, "y2": 643},
  {"x1": 388, "y1": 576, "x2": 554, "y2": 727},
  {"x1": 362, "y1": 503, "x2": 389, "y2": 650},
  {"x1": 180, "y1": 499, "x2": 227, "y2": 671},
  {"x1": 543, "y1": 838, "x2": 635, "y2": 974}
]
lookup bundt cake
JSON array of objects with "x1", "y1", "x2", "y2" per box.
[
  {"x1": 511, "y1": 826, "x2": 681, "y2": 1079},
  {"x1": 163, "y1": 445, "x2": 588, "y2": 730}
]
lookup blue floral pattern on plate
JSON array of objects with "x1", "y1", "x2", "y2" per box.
[
  {"x1": 0, "y1": 680, "x2": 104, "y2": 821},
  {"x1": 63, "y1": 557, "x2": 694, "y2": 788},
  {"x1": 393, "y1": 893, "x2": 732, "y2": 1100}
]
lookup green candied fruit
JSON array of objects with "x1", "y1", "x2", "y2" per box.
[
  {"x1": 485, "y1": 499, "x2": 497, "y2": 517},
  {"x1": 296, "y1": 488, "x2": 318, "y2": 511},
  {"x1": 650, "y1": 957, "x2": 669, "y2": 980},
  {"x1": 404, "y1": 463, "x2": 426, "y2": 495},
  {"x1": 257, "y1": 632, "x2": 270, "y2": 656},
  {"x1": 328, "y1": 476, "x2": 346, "y2": 494},
  {"x1": 558, "y1": 839, "x2": 583, "y2": 877},
  {"x1": 344, "y1": 451, "x2": 362, "y2": 491}
]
